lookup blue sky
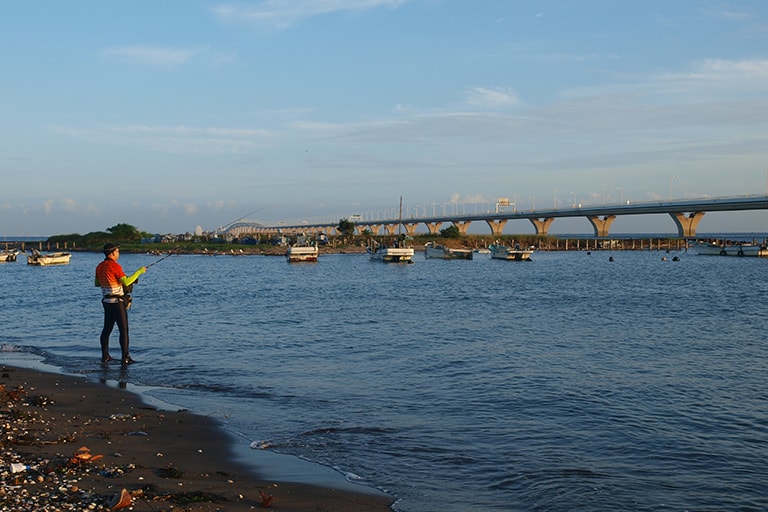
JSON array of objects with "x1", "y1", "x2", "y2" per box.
[{"x1": 2, "y1": 0, "x2": 768, "y2": 236}]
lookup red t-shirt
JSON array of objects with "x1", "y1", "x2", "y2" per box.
[{"x1": 95, "y1": 259, "x2": 126, "y2": 299}]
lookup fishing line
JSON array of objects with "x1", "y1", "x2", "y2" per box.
[{"x1": 122, "y1": 252, "x2": 175, "y2": 310}]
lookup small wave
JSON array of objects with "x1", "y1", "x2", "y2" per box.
[
  {"x1": 300, "y1": 426, "x2": 398, "y2": 437},
  {"x1": 249, "y1": 440, "x2": 276, "y2": 450},
  {"x1": 343, "y1": 471, "x2": 365, "y2": 482}
]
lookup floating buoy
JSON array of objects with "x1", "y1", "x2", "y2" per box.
[{"x1": 608, "y1": 256, "x2": 614, "y2": 262}]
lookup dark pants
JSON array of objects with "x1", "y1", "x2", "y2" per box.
[{"x1": 101, "y1": 300, "x2": 129, "y2": 360}]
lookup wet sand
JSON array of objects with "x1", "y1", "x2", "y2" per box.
[{"x1": 0, "y1": 364, "x2": 394, "y2": 511}]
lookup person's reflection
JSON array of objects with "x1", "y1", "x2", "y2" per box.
[
  {"x1": 99, "y1": 363, "x2": 109, "y2": 384},
  {"x1": 118, "y1": 365, "x2": 128, "y2": 388},
  {"x1": 97, "y1": 363, "x2": 129, "y2": 388}
]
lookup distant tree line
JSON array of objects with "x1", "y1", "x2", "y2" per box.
[{"x1": 47, "y1": 223, "x2": 149, "y2": 247}]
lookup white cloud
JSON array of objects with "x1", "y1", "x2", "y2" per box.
[
  {"x1": 661, "y1": 58, "x2": 768, "y2": 82},
  {"x1": 466, "y1": 87, "x2": 521, "y2": 108},
  {"x1": 319, "y1": 58, "x2": 768, "y2": 159},
  {"x1": 101, "y1": 46, "x2": 198, "y2": 66},
  {"x1": 646, "y1": 58, "x2": 768, "y2": 100},
  {"x1": 289, "y1": 120, "x2": 346, "y2": 133},
  {"x1": 39, "y1": 199, "x2": 80, "y2": 215},
  {"x1": 62, "y1": 199, "x2": 79, "y2": 212},
  {"x1": 208, "y1": 200, "x2": 239, "y2": 211},
  {"x1": 704, "y1": 6, "x2": 752, "y2": 21},
  {"x1": 463, "y1": 194, "x2": 493, "y2": 204},
  {"x1": 561, "y1": 58, "x2": 768, "y2": 101},
  {"x1": 212, "y1": 0, "x2": 410, "y2": 28},
  {"x1": 151, "y1": 200, "x2": 204, "y2": 217},
  {"x1": 49, "y1": 124, "x2": 273, "y2": 155}
]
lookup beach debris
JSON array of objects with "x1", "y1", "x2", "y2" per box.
[
  {"x1": 69, "y1": 446, "x2": 104, "y2": 467},
  {"x1": 2, "y1": 370, "x2": 319, "y2": 512},
  {"x1": 258, "y1": 489, "x2": 275, "y2": 508},
  {"x1": 10, "y1": 462, "x2": 30, "y2": 473},
  {"x1": 99, "y1": 463, "x2": 135, "y2": 478},
  {"x1": 109, "y1": 488, "x2": 133, "y2": 510},
  {"x1": 0, "y1": 384, "x2": 25, "y2": 402}
]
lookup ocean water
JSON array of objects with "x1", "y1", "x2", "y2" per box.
[{"x1": 2, "y1": 248, "x2": 767, "y2": 511}]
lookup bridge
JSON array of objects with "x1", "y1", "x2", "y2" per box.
[{"x1": 223, "y1": 194, "x2": 768, "y2": 239}]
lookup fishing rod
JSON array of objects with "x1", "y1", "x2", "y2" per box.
[{"x1": 146, "y1": 252, "x2": 175, "y2": 269}]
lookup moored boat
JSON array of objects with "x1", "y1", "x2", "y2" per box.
[
  {"x1": 368, "y1": 244, "x2": 414, "y2": 263},
  {"x1": 369, "y1": 197, "x2": 415, "y2": 263},
  {"x1": 286, "y1": 244, "x2": 319, "y2": 262},
  {"x1": 692, "y1": 241, "x2": 768, "y2": 257},
  {"x1": 27, "y1": 249, "x2": 71, "y2": 266},
  {"x1": 489, "y1": 242, "x2": 534, "y2": 261},
  {"x1": 424, "y1": 241, "x2": 473, "y2": 260},
  {"x1": 0, "y1": 249, "x2": 20, "y2": 262}
]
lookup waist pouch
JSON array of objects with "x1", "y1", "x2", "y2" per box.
[{"x1": 103, "y1": 294, "x2": 133, "y2": 310}]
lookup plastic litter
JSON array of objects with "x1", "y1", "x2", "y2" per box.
[{"x1": 10, "y1": 463, "x2": 29, "y2": 473}]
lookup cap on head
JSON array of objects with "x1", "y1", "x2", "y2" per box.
[{"x1": 103, "y1": 242, "x2": 121, "y2": 255}]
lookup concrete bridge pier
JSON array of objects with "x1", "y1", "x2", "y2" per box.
[
  {"x1": 485, "y1": 219, "x2": 508, "y2": 236},
  {"x1": 669, "y1": 211, "x2": 705, "y2": 238},
  {"x1": 403, "y1": 223, "x2": 419, "y2": 237},
  {"x1": 383, "y1": 224, "x2": 399, "y2": 236},
  {"x1": 529, "y1": 217, "x2": 555, "y2": 236},
  {"x1": 361, "y1": 224, "x2": 381, "y2": 235},
  {"x1": 452, "y1": 221, "x2": 472, "y2": 236},
  {"x1": 588, "y1": 215, "x2": 617, "y2": 237},
  {"x1": 425, "y1": 222, "x2": 443, "y2": 236}
]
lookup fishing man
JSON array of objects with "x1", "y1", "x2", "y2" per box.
[{"x1": 95, "y1": 243, "x2": 146, "y2": 364}]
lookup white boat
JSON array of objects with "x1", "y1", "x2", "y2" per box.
[
  {"x1": 489, "y1": 243, "x2": 534, "y2": 261},
  {"x1": 474, "y1": 248, "x2": 491, "y2": 255},
  {"x1": 369, "y1": 197, "x2": 415, "y2": 263},
  {"x1": 368, "y1": 245, "x2": 415, "y2": 263},
  {"x1": 286, "y1": 245, "x2": 319, "y2": 262},
  {"x1": 27, "y1": 249, "x2": 71, "y2": 266},
  {"x1": 692, "y1": 241, "x2": 768, "y2": 257},
  {"x1": 424, "y1": 242, "x2": 473, "y2": 260},
  {"x1": 0, "y1": 249, "x2": 20, "y2": 262}
]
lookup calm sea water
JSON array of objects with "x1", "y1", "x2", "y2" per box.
[{"x1": 2, "y1": 247, "x2": 767, "y2": 511}]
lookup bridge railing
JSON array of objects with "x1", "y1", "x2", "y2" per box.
[{"x1": 257, "y1": 194, "x2": 768, "y2": 230}]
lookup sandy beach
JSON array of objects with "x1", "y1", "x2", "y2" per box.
[{"x1": 0, "y1": 364, "x2": 394, "y2": 511}]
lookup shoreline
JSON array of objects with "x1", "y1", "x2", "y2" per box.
[
  {"x1": 11, "y1": 236, "x2": 699, "y2": 257},
  {"x1": 0, "y1": 362, "x2": 395, "y2": 511},
  {"x1": 6, "y1": 230, "x2": 768, "y2": 259}
]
